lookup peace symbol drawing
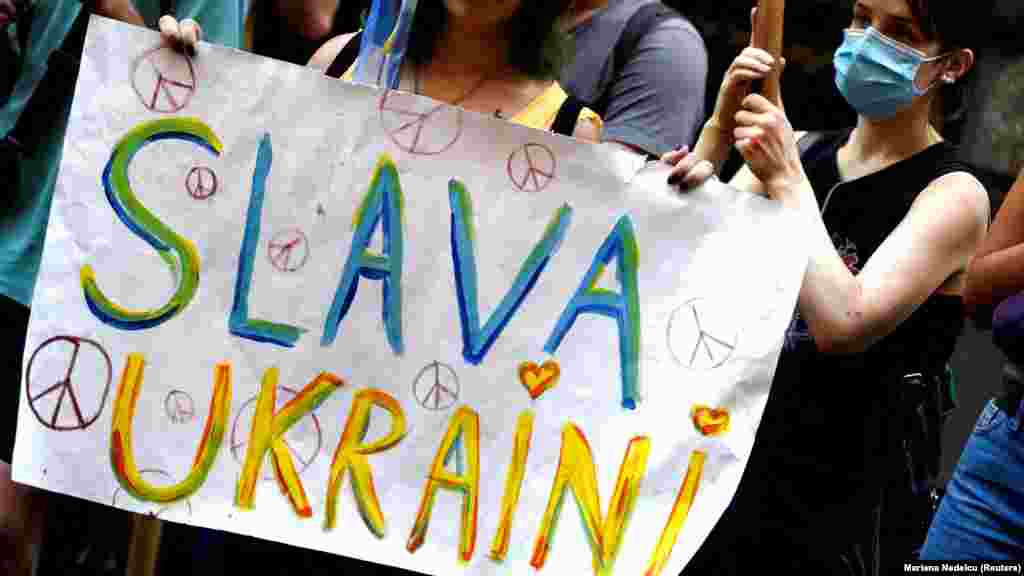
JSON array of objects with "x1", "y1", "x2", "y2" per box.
[
  {"x1": 112, "y1": 469, "x2": 193, "y2": 518},
  {"x1": 507, "y1": 143, "x2": 556, "y2": 192},
  {"x1": 185, "y1": 166, "x2": 217, "y2": 200},
  {"x1": 412, "y1": 361, "x2": 460, "y2": 412},
  {"x1": 131, "y1": 46, "x2": 197, "y2": 114},
  {"x1": 164, "y1": 390, "x2": 196, "y2": 424},
  {"x1": 24, "y1": 335, "x2": 112, "y2": 432},
  {"x1": 666, "y1": 298, "x2": 739, "y2": 371},
  {"x1": 378, "y1": 90, "x2": 464, "y2": 156},
  {"x1": 268, "y1": 228, "x2": 310, "y2": 273},
  {"x1": 229, "y1": 386, "x2": 324, "y2": 482}
]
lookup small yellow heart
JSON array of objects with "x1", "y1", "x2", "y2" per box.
[
  {"x1": 518, "y1": 360, "x2": 560, "y2": 400},
  {"x1": 691, "y1": 405, "x2": 730, "y2": 437}
]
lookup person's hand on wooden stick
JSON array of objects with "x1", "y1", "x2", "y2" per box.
[
  {"x1": 663, "y1": 7, "x2": 786, "y2": 191},
  {"x1": 733, "y1": 92, "x2": 806, "y2": 201}
]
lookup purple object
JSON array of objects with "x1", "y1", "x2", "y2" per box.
[{"x1": 993, "y1": 291, "x2": 1024, "y2": 363}]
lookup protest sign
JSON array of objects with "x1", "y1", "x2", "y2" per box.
[{"x1": 14, "y1": 16, "x2": 808, "y2": 575}]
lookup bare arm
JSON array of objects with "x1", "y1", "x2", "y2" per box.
[
  {"x1": 308, "y1": 32, "x2": 356, "y2": 71},
  {"x1": 964, "y1": 169, "x2": 1024, "y2": 320},
  {"x1": 783, "y1": 171, "x2": 989, "y2": 353}
]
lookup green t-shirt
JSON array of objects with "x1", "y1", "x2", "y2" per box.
[{"x1": 0, "y1": 1, "x2": 245, "y2": 307}]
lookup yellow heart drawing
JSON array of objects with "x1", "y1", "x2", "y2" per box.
[
  {"x1": 691, "y1": 405, "x2": 730, "y2": 437},
  {"x1": 518, "y1": 360, "x2": 560, "y2": 400}
]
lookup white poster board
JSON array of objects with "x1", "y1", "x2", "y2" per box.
[{"x1": 14, "y1": 17, "x2": 808, "y2": 575}]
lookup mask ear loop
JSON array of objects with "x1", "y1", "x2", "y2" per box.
[{"x1": 915, "y1": 51, "x2": 958, "y2": 95}]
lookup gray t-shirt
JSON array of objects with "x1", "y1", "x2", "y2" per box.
[{"x1": 561, "y1": 0, "x2": 708, "y2": 156}]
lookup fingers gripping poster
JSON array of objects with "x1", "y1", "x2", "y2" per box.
[{"x1": 15, "y1": 17, "x2": 808, "y2": 575}]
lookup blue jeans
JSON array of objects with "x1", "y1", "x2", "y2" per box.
[{"x1": 920, "y1": 399, "x2": 1024, "y2": 560}]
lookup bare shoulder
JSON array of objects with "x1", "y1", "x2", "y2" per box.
[
  {"x1": 920, "y1": 171, "x2": 989, "y2": 217},
  {"x1": 932, "y1": 169, "x2": 988, "y2": 214},
  {"x1": 911, "y1": 171, "x2": 990, "y2": 244},
  {"x1": 307, "y1": 32, "x2": 360, "y2": 71}
]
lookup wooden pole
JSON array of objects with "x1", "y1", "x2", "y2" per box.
[
  {"x1": 125, "y1": 514, "x2": 163, "y2": 576},
  {"x1": 692, "y1": 0, "x2": 787, "y2": 172},
  {"x1": 752, "y1": 0, "x2": 786, "y2": 106}
]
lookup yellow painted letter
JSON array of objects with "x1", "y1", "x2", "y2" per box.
[
  {"x1": 407, "y1": 406, "x2": 480, "y2": 563},
  {"x1": 111, "y1": 353, "x2": 230, "y2": 502},
  {"x1": 644, "y1": 450, "x2": 706, "y2": 576},
  {"x1": 488, "y1": 410, "x2": 534, "y2": 562},
  {"x1": 324, "y1": 389, "x2": 406, "y2": 536},
  {"x1": 235, "y1": 367, "x2": 343, "y2": 516},
  {"x1": 530, "y1": 424, "x2": 651, "y2": 574}
]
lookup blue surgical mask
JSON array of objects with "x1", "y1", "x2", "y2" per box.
[{"x1": 834, "y1": 27, "x2": 950, "y2": 120}]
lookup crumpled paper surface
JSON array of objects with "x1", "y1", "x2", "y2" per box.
[{"x1": 13, "y1": 16, "x2": 809, "y2": 576}]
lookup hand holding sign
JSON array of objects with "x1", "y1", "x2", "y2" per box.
[
  {"x1": 158, "y1": 15, "x2": 202, "y2": 56},
  {"x1": 734, "y1": 91, "x2": 803, "y2": 194}
]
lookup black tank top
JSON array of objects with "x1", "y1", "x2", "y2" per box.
[
  {"x1": 767, "y1": 128, "x2": 970, "y2": 522},
  {"x1": 686, "y1": 129, "x2": 977, "y2": 572}
]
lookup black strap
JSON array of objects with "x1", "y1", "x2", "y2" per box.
[
  {"x1": 591, "y1": 2, "x2": 682, "y2": 117},
  {"x1": 551, "y1": 94, "x2": 585, "y2": 137},
  {"x1": 796, "y1": 130, "x2": 827, "y2": 159},
  {"x1": 326, "y1": 31, "x2": 363, "y2": 79},
  {"x1": 16, "y1": 2, "x2": 33, "y2": 57}
]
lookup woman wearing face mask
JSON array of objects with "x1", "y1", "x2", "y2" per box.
[
  {"x1": 666, "y1": 0, "x2": 991, "y2": 573},
  {"x1": 308, "y1": 0, "x2": 603, "y2": 140}
]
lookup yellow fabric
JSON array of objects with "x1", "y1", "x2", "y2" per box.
[
  {"x1": 510, "y1": 82, "x2": 602, "y2": 134},
  {"x1": 341, "y1": 62, "x2": 355, "y2": 82},
  {"x1": 331, "y1": 29, "x2": 601, "y2": 134},
  {"x1": 338, "y1": 59, "x2": 601, "y2": 134}
]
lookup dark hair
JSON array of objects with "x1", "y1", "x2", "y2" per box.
[
  {"x1": 404, "y1": 0, "x2": 574, "y2": 80},
  {"x1": 907, "y1": 0, "x2": 993, "y2": 138}
]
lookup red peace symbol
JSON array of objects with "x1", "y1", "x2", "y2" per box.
[
  {"x1": 131, "y1": 46, "x2": 197, "y2": 113},
  {"x1": 268, "y1": 228, "x2": 310, "y2": 273},
  {"x1": 185, "y1": 166, "x2": 217, "y2": 200},
  {"x1": 229, "y1": 386, "x2": 324, "y2": 481},
  {"x1": 507, "y1": 143, "x2": 556, "y2": 192},
  {"x1": 24, "y1": 336, "x2": 112, "y2": 431},
  {"x1": 378, "y1": 90, "x2": 464, "y2": 156}
]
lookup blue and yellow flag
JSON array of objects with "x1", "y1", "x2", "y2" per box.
[{"x1": 352, "y1": 0, "x2": 419, "y2": 89}]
